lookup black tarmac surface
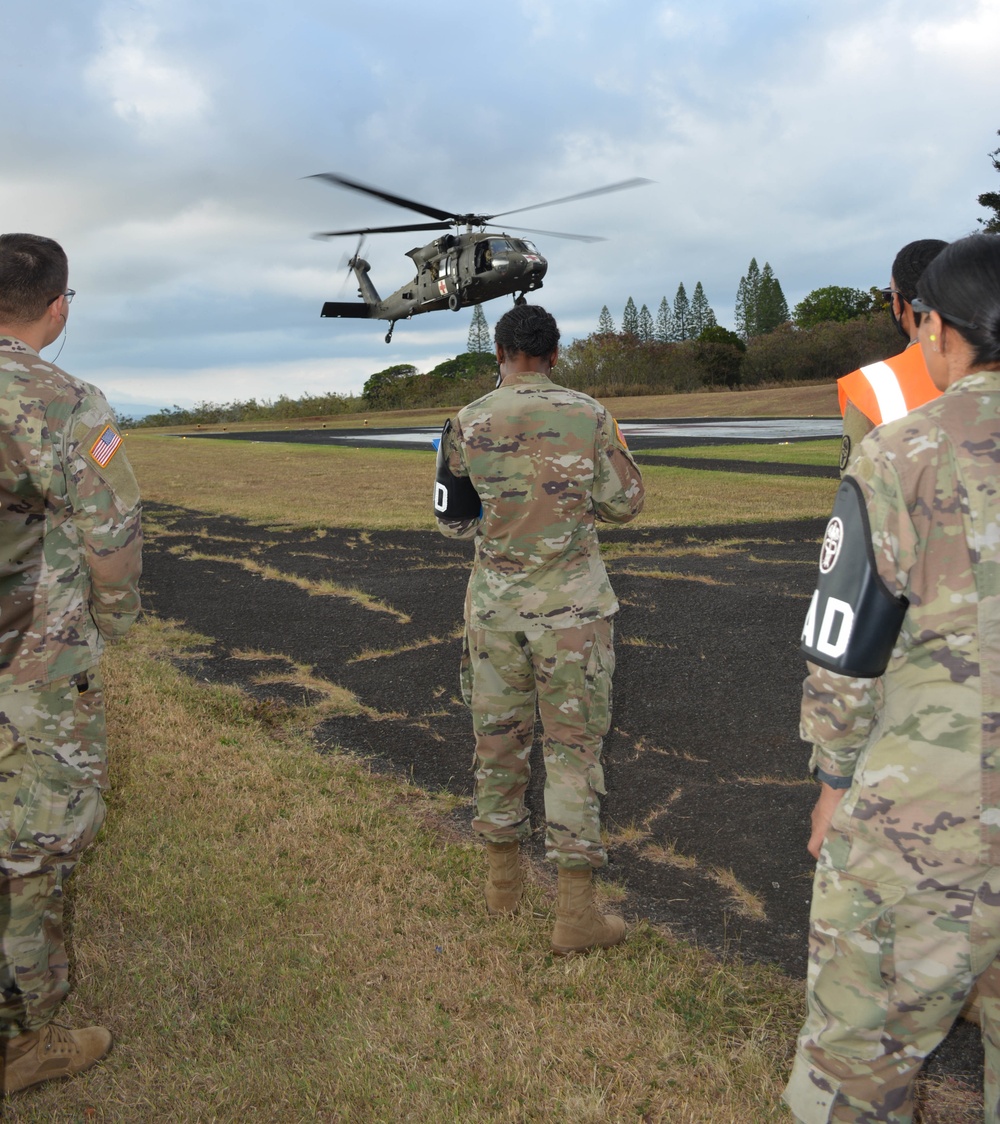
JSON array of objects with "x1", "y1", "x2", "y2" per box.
[{"x1": 139, "y1": 487, "x2": 981, "y2": 1082}]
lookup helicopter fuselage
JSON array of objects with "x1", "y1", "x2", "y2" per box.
[{"x1": 321, "y1": 231, "x2": 546, "y2": 335}]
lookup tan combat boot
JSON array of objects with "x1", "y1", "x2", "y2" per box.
[
  {"x1": 485, "y1": 841, "x2": 523, "y2": 915},
  {"x1": 2, "y1": 1023, "x2": 113, "y2": 1094},
  {"x1": 551, "y1": 866, "x2": 626, "y2": 955}
]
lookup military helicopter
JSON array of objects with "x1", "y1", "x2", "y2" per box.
[{"x1": 309, "y1": 172, "x2": 652, "y2": 343}]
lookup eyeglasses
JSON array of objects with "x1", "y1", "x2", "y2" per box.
[
  {"x1": 878, "y1": 286, "x2": 901, "y2": 301},
  {"x1": 46, "y1": 289, "x2": 75, "y2": 307},
  {"x1": 910, "y1": 295, "x2": 979, "y2": 331}
]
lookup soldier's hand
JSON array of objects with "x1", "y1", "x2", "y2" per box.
[{"x1": 808, "y1": 783, "x2": 846, "y2": 860}]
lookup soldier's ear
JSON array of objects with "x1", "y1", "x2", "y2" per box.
[{"x1": 549, "y1": 346, "x2": 559, "y2": 368}]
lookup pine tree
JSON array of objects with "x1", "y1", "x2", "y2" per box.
[
  {"x1": 597, "y1": 305, "x2": 616, "y2": 334},
  {"x1": 655, "y1": 296, "x2": 675, "y2": 343},
  {"x1": 622, "y1": 297, "x2": 639, "y2": 337},
  {"x1": 672, "y1": 283, "x2": 691, "y2": 341},
  {"x1": 758, "y1": 263, "x2": 789, "y2": 333},
  {"x1": 735, "y1": 258, "x2": 762, "y2": 339},
  {"x1": 638, "y1": 303, "x2": 654, "y2": 343},
  {"x1": 467, "y1": 304, "x2": 492, "y2": 353},
  {"x1": 689, "y1": 282, "x2": 717, "y2": 337}
]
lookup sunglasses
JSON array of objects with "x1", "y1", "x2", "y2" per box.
[
  {"x1": 46, "y1": 289, "x2": 75, "y2": 307},
  {"x1": 910, "y1": 296, "x2": 978, "y2": 331}
]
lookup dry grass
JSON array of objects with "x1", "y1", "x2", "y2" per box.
[
  {"x1": 170, "y1": 547, "x2": 412, "y2": 623},
  {"x1": 636, "y1": 464, "x2": 835, "y2": 527},
  {"x1": 349, "y1": 628, "x2": 463, "y2": 664},
  {"x1": 6, "y1": 618, "x2": 806, "y2": 1123},
  {"x1": 127, "y1": 435, "x2": 436, "y2": 531}
]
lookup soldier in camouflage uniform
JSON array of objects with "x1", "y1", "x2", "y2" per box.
[
  {"x1": 436, "y1": 304, "x2": 643, "y2": 954},
  {"x1": 784, "y1": 235, "x2": 1000, "y2": 1122},
  {"x1": 0, "y1": 234, "x2": 142, "y2": 1094}
]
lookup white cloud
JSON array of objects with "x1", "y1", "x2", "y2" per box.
[
  {"x1": 912, "y1": 0, "x2": 1000, "y2": 59},
  {"x1": 85, "y1": 2, "x2": 209, "y2": 130}
]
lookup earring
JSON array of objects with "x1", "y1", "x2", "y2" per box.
[{"x1": 929, "y1": 334, "x2": 937, "y2": 342}]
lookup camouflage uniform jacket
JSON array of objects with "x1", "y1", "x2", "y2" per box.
[
  {"x1": 802, "y1": 369, "x2": 1000, "y2": 866},
  {"x1": 436, "y1": 372, "x2": 644, "y2": 631},
  {"x1": 0, "y1": 336, "x2": 142, "y2": 690}
]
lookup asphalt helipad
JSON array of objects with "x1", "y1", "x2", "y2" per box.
[{"x1": 138, "y1": 426, "x2": 980, "y2": 1084}]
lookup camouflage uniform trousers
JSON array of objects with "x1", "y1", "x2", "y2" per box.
[
  {"x1": 462, "y1": 617, "x2": 614, "y2": 869},
  {"x1": 784, "y1": 829, "x2": 1000, "y2": 1123},
  {"x1": 0, "y1": 669, "x2": 108, "y2": 1036}
]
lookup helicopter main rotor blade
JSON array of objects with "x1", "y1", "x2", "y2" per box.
[
  {"x1": 486, "y1": 223, "x2": 606, "y2": 244},
  {"x1": 312, "y1": 221, "x2": 454, "y2": 239},
  {"x1": 489, "y1": 178, "x2": 654, "y2": 220},
  {"x1": 308, "y1": 173, "x2": 457, "y2": 223}
]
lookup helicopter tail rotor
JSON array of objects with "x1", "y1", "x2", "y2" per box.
[{"x1": 337, "y1": 235, "x2": 368, "y2": 293}]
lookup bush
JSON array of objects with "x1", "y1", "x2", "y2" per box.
[{"x1": 739, "y1": 314, "x2": 902, "y2": 386}]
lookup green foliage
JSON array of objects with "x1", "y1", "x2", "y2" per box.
[
  {"x1": 758, "y1": 263, "x2": 789, "y2": 333},
  {"x1": 672, "y1": 283, "x2": 691, "y2": 340},
  {"x1": 734, "y1": 259, "x2": 757, "y2": 340},
  {"x1": 597, "y1": 305, "x2": 616, "y2": 334},
  {"x1": 739, "y1": 313, "x2": 901, "y2": 386},
  {"x1": 699, "y1": 325, "x2": 745, "y2": 352},
  {"x1": 127, "y1": 391, "x2": 360, "y2": 429},
  {"x1": 655, "y1": 296, "x2": 675, "y2": 343},
  {"x1": 362, "y1": 363, "x2": 420, "y2": 408},
  {"x1": 466, "y1": 304, "x2": 492, "y2": 352},
  {"x1": 425, "y1": 352, "x2": 497, "y2": 380},
  {"x1": 559, "y1": 333, "x2": 702, "y2": 397},
  {"x1": 689, "y1": 282, "x2": 717, "y2": 337},
  {"x1": 736, "y1": 258, "x2": 788, "y2": 338},
  {"x1": 694, "y1": 340, "x2": 743, "y2": 388},
  {"x1": 793, "y1": 285, "x2": 874, "y2": 328},
  {"x1": 622, "y1": 296, "x2": 639, "y2": 336},
  {"x1": 362, "y1": 354, "x2": 496, "y2": 411},
  {"x1": 978, "y1": 129, "x2": 1000, "y2": 233},
  {"x1": 638, "y1": 303, "x2": 654, "y2": 342}
]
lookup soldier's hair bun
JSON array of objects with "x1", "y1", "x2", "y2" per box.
[
  {"x1": 917, "y1": 234, "x2": 1000, "y2": 366},
  {"x1": 494, "y1": 304, "x2": 560, "y2": 358}
]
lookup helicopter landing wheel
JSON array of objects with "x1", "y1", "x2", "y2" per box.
[
  {"x1": 447, "y1": 293, "x2": 462, "y2": 312},
  {"x1": 514, "y1": 294, "x2": 527, "y2": 306},
  {"x1": 385, "y1": 322, "x2": 396, "y2": 344}
]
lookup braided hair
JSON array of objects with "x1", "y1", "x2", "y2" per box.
[
  {"x1": 892, "y1": 239, "x2": 947, "y2": 304},
  {"x1": 494, "y1": 304, "x2": 560, "y2": 358}
]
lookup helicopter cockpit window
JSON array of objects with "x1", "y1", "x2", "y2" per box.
[
  {"x1": 518, "y1": 240, "x2": 538, "y2": 254},
  {"x1": 489, "y1": 239, "x2": 514, "y2": 254}
]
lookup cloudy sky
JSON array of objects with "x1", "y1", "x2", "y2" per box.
[{"x1": 3, "y1": 0, "x2": 998, "y2": 417}]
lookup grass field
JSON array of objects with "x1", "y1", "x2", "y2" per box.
[
  {"x1": 637, "y1": 439, "x2": 841, "y2": 467},
  {"x1": 12, "y1": 388, "x2": 977, "y2": 1122},
  {"x1": 125, "y1": 433, "x2": 838, "y2": 531}
]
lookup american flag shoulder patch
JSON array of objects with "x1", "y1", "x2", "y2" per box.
[{"x1": 89, "y1": 424, "x2": 123, "y2": 468}]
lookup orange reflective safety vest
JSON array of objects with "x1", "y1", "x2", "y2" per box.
[{"x1": 837, "y1": 343, "x2": 941, "y2": 426}]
